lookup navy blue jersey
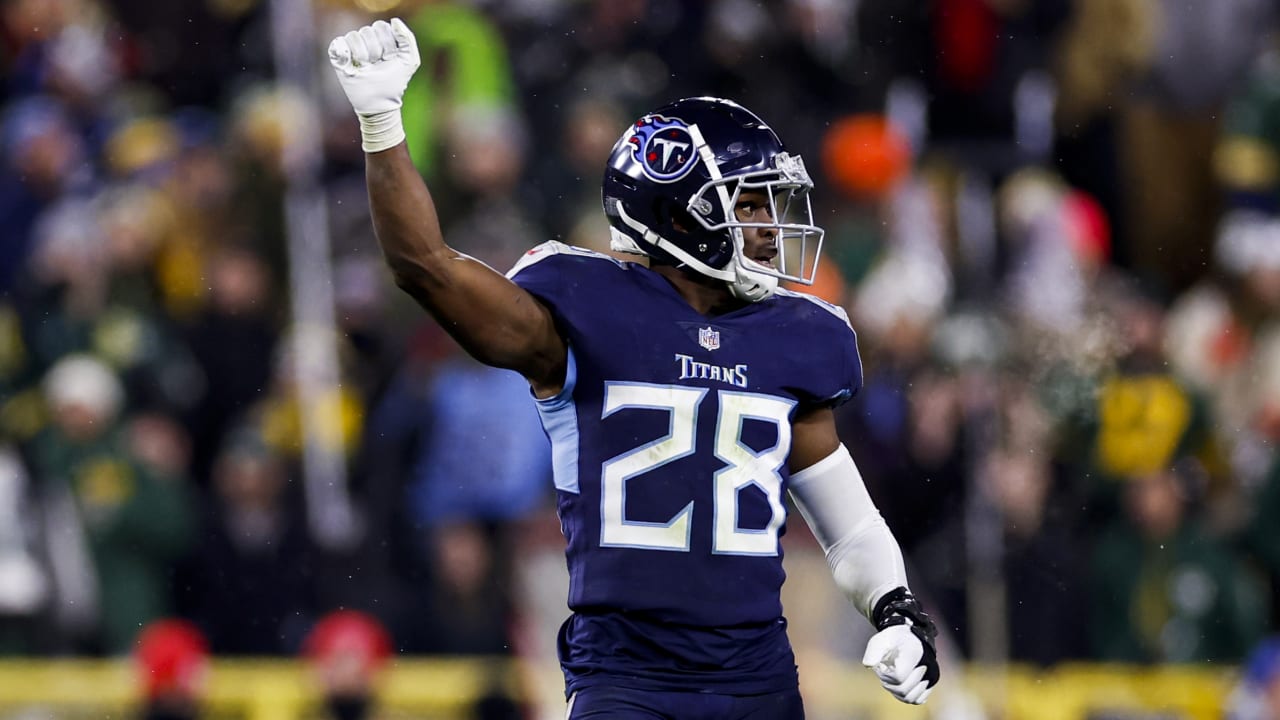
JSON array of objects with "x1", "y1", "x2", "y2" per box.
[{"x1": 507, "y1": 242, "x2": 862, "y2": 695}]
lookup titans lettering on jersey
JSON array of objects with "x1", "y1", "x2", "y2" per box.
[
  {"x1": 508, "y1": 241, "x2": 862, "y2": 696},
  {"x1": 674, "y1": 353, "x2": 749, "y2": 387}
]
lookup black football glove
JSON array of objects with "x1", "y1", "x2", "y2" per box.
[{"x1": 861, "y1": 587, "x2": 940, "y2": 704}]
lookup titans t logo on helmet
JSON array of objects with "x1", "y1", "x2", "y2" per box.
[{"x1": 629, "y1": 115, "x2": 697, "y2": 183}]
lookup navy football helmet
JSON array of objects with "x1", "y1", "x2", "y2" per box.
[{"x1": 602, "y1": 97, "x2": 824, "y2": 302}]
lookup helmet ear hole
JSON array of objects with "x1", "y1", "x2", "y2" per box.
[
  {"x1": 651, "y1": 197, "x2": 670, "y2": 224},
  {"x1": 651, "y1": 198, "x2": 693, "y2": 235},
  {"x1": 669, "y1": 206, "x2": 697, "y2": 234}
]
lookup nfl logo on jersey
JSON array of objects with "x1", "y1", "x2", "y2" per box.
[{"x1": 698, "y1": 327, "x2": 720, "y2": 351}]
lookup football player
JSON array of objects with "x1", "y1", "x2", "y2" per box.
[{"x1": 328, "y1": 18, "x2": 940, "y2": 718}]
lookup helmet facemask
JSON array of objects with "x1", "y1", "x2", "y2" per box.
[{"x1": 686, "y1": 149, "x2": 825, "y2": 297}]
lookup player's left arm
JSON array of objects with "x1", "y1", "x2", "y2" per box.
[{"x1": 788, "y1": 407, "x2": 941, "y2": 705}]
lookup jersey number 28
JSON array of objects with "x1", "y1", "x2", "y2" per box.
[{"x1": 599, "y1": 382, "x2": 793, "y2": 556}]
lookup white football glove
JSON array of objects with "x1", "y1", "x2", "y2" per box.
[
  {"x1": 327, "y1": 18, "x2": 421, "y2": 153},
  {"x1": 862, "y1": 588, "x2": 941, "y2": 705}
]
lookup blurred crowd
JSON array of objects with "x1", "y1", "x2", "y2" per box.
[{"x1": 3, "y1": 0, "x2": 1280, "y2": 697}]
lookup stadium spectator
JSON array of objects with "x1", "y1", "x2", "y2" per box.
[
  {"x1": 400, "y1": 1, "x2": 517, "y2": 180},
  {"x1": 402, "y1": 348, "x2": 551, "y2": 655},
  {"x1": 180, "y1": 245, "x2": 279, "y2": 487},
  {"x1": 134, "y1": 617, "x2": 207, "y2": 717},
  {"x1": 1060, "y1": 280, "x2": 1215, "y2": 530},
  {"x1": 179, "y1": 429, "x2": 314, "y2": 655},
  {"x1": 545, "y1": 98, "x2": 629, "y2": 250},
  {"x1": 982, "y1": 443, "x2": 1088, "y2": 666},
  {"x1": 31, "y1": 354, "x2": 193, "y2": 654},
  {"x1": 0, "y1": 445, "x2": 46, "y2": 654},
  {"x1": 1164, "y1": 213, "x2": 1280, "y2": 497},
  {"x1": 134, "y1": 618, "x2": 209, "y2": 720},
  {"x1": 303, "y1": 610, "x2": 391, "y2": 720},
  {"x1": 1246, "y1": 454, "x2": 1280, "y2": 629},
  {"x1": 0, "y1": 96, "x2": 93, "y2": 297},
  {"x1": 912, "y1": 380, "x2": 1089, "y2": 666},
  {"x1": 1090, "y1": 462, "x2": 1266, "y2": 662},
  {"x1": 1119, "y1": 0, "x2": 1275, "y2": 291}
]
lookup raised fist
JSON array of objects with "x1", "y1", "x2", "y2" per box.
[{"x1": 328, "y1": 18, "x2": 420, "y2": 151}]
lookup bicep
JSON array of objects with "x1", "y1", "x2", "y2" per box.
[
  {"x1": 364, "y1": 145, "x2": 567, "y2": 392},
  {"x1": 789, "y1": 405, "x2": 842, "y2": 474},
  {"x1": 415, "y1": 255, "x2": 567, "y2": 396}
]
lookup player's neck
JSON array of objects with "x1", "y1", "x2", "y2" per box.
[{"x1": 650, "y1": 264, "x2": 743, "y2": 316}]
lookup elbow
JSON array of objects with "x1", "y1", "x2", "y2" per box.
[
  {"x1": 388, "y1": 262, "x2": 420, "y2": 293},
  {"x1": 386, "y1": 257, "x2": 436, "y2": 298},
  {"x1": 384, "y1": 245, "x2": 456, "y2": 296}
]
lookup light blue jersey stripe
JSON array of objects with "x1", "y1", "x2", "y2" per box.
[{"x1": 535, "y1": 346, "x2": 580, "y2": 494}]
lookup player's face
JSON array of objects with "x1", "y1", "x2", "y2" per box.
[{"x1": 734, "y1": 190, "x2": 778, "y2": 268}]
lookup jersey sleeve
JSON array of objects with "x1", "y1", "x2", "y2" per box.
[
  {"x1": 822, "y1": 308, "x2": 864, "y2": 408},
  {"x1": 786, "y1": 292, "x2": 864, "y2": 409},
  {"x1": 505, "y1": 241, "x2": 608, "y2": 326}
]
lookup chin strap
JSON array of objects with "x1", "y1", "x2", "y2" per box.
[
  {"x1": 729, "y1": 258, "x2": 779, "y2": 302},
  {"x1": 610, "y1": 191, "x2": 780, "y2": 303}
]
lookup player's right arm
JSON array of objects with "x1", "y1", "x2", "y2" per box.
[{"x1": 327, "y1": 19, "x2": 566, "y2": 396}]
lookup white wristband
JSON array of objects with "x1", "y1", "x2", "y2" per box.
[{"x1": 358, "y1": 109, "x2": 405, "y2": 153}]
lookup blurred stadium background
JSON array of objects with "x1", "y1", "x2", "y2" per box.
[{"x1": 2, "y1": 0, "x2": 1280, "y2": 718}]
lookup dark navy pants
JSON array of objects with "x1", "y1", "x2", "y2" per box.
[{"x1": 566, "y1": 685, "x2": 805, "y2": 720}]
